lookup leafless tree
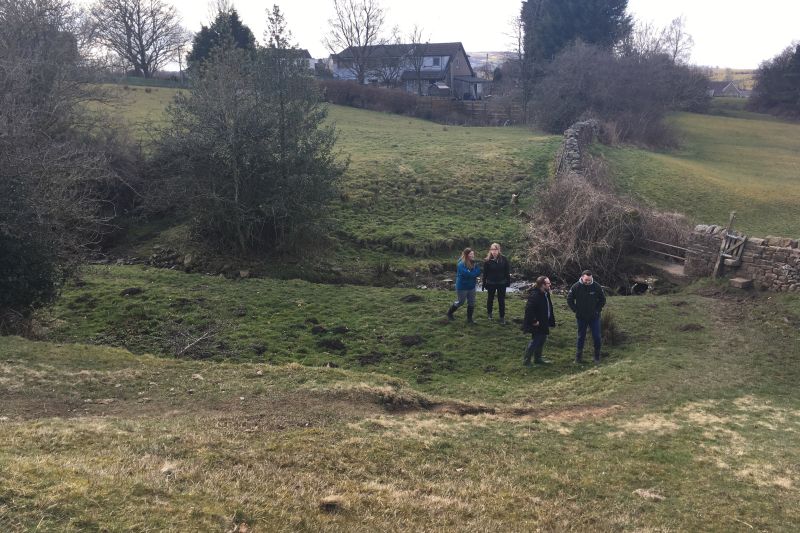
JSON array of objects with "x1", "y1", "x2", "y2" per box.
[
  {"x1": 662, "y1": 16, "x2": 694, "y2": 65},
  {"x1": 373, "y1": 26, "x2": 405, "y2": 87},
  {"x1": 622, "y1": 16, "x2": 694, "y2": 65},
  {"x1": 1, "y1": 0, "x2": 139, "y2": 321},
  {"x1": 323, "y1": 0, "x2": 386, "y2": 83},
  {"x1": 619, "y1": 19, "x2": 664, "y2": 58},
  {"x1": 407, "y1": 24, "x2": 428, "y2": 95},
  {"x1": 90, "y1": 0, "x2": 189, "y2": 77}
]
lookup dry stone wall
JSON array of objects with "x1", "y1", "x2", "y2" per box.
[
  {"x1": 685, "y1": 224, "x2": 800, "y2": 292},
  {"x1": 554, "y1": 119, "x2": 600, "y2": 179}
]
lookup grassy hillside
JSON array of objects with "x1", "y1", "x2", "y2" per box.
[
  {"x1": 3, "y1": 267, "x2": 800, "y2": 530},
  {"x1": 102, "y1": 85, "x2": 559, "y2": 277},
  {"x1": 599, "y1": 107, "x2": 800, "y2": 237}
]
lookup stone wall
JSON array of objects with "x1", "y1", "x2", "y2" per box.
[
  {"x1": 553, "y1": 119, "x2": 600, "y2": 179},
  {"x1": 685, "y1": 224, "x2": 800, "y2": 292}
]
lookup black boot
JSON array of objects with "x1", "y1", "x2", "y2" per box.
[
  {"x1": 466, "y1": 306, "x2": 475, "y2": 324},
  {"x1": 446, "y1": 304, "x2": 458, "y2": 321},
  {"x1": 534, "y1": 345, "x2": 551, "y2": 365},
  {"x1": 498, "y1": 315, "x2": 506, "y2": 325},
  {"x1": 574, "y1": 350, "x2": 584, "y2": 364},
  {"x1": 523, "y1": 341, "x2": 535, "y2": 366},
  {"x1": 593, "y1": 347, "x2": 601, "y2": 364}
]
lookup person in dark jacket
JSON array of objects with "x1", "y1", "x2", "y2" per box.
[
  {"x1": 566, "y1": 270, "x2": 607, "y2": 363},
  {"x1": 446, "y1": 247, "x2": 481, "y2": 323},
  {"x1": 522, "y1": 276, "x2": 556, "y2": 365},
  {"x1": 482, "y1": 242, "x2": 511, "y2": 324}
]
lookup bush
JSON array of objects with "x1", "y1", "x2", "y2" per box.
[
  {"x1": 600, "y1": 311, "x2": 625, "y2": 346},
  {"x1": 0, "y1": 236, "x2": 60, "y2": 325},
  {"x1": 531, "y1": 42, "x2": 710, "y2": 146},
  {"x1": 748, "y1": 43, "x2": 800, "y2": 119},
  {"x1": 525, "y1": 150, "x2": 691, "y2": 283},
  {"x1": 319, "y1": 80, "x2": 419, "y2": 114},
  {"x1": 156, "y1": 44, "x2": 346, "y2": 253},
  {"x1": 0, "y1": 1, "x2": 138, "y2": 325}
]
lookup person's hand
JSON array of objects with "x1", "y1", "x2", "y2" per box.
[{"x1": 532, "y1": 320, "x2": 539, "y2": 326}]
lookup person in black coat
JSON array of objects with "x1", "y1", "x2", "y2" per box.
[
  {"x1": 482, "y1": 243, "x2": 511, "y2": 324},
  {"x1": 522, "y1": 276, "x2": 556, "y2": 366},
  {"x1": 566, "y1": 270, "x2": 607, "y2": 363}
]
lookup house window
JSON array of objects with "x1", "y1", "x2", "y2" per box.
[{"x1": 432, "y1": 57, "x2": 440, "y2": 67}]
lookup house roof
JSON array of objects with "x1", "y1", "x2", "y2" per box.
[
  {"x1": 707, "y1": 81, "x2": 741, "y2": 96},
  {"x1": 333, "y1": 42, "x2": 467, "y2": 61},
  {"x1": 296, "y1": 49, "x2": 312, "y2": 59},
  {"x1": 333, "y1": 44, "x2": 412, "y2": 60}
]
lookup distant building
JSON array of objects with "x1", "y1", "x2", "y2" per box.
[
  {"x1": 707, "y1": 81, "x2": 746, "y2": 98},
  {"x1": 331, "y1": 42, "x2": 488, "y2": 100}
]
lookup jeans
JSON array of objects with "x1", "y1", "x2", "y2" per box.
[
  {"x1": 486, "y1": 285, "x2": 506, "y2": 317},
  {"x1": 453, "y1": 289, "x2": 476, "y2": 308},
  {"x1": 576, "y1": 316, "x2": 602, "y2": 353}
]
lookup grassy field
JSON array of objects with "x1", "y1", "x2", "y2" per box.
[
  {"x1": 3, "y1": 266, "x2": 799, "y2": 530},
  {"x1": 102, "y1": 85, "x2": 560, "y2": 279},
  {"x1": 598, "y1": 104, "x2": 800, "y2": 237}
]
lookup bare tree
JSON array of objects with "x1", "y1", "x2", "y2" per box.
[
  {"x1": 91, "y1": 0, "x2": 188, "y2": 77},
  {"x1": 619, "y1": 19, "x2": 664, "y2": 58},
  {"x1": 662, "y1": 16, "x2": 694, "y2": 65},
  {"x1": 1, "y1": 0, "x2": 138, "y2": 322},
  {"x1": 407, "y1": 24, "x2": 428, "y2": 95},
  {"x1": 323, "y1": 0, "x2": 386, "y2": 83},
  {"x1": 373, "y1": 26, "x2": 405, "y2": 87}
]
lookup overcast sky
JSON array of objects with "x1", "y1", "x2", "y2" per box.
[{"x1": 162, "y1": 0, "x2": 799, "y2": 69}]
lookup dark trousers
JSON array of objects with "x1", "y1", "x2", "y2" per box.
[
  {"x1": 576, "y1": 316, "x2": 602, "y2": 353},
  {"x1": 486, "y1": 285, "x2": 506, "y2": 317},
  {"x1": 525, "y1": 332, "x2": 548, "y2": 363}
]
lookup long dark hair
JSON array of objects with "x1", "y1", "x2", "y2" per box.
[
  {"x1": 533, "y1": 276, "x2": 549, "y2": 289},
  {"x1": 460, "y1": 247, "x2": 474, "y2": 269}
]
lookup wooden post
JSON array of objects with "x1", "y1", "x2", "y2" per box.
[{"x1": 712, "y1": 211, "x2": 736, "y2": 278}]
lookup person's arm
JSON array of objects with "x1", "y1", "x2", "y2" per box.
[
  {"x1": 504, "y1": 258, "x2": 511, "y2": 287},
  {"x1": 567, "y1": 283, "x2": 578, "y2": 313}
]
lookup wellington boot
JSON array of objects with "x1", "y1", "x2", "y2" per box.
[
  {"x1": 466, "y1": 306, "x2": 475, "y2": 324},
  {"x1": 446, "y1": 304, "x2": 458, "y2": 321},
  {"x1": 534, "y1": 346, "x2": 551, "y2": 365}
]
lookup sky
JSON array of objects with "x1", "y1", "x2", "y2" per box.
[{"x1": 161, "y1": 0, "x2": 799, "y2": 69}]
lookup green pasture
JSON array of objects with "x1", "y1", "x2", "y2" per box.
[
  {"x1": 100, "y1": 85, "x2": 559, "y2": 273},
  {"x1": 599, "y1": 109, "x2": 800, "y2": 237},
  {"x1": 3, "y1": 265, "x2": 799, "y2": 530}
]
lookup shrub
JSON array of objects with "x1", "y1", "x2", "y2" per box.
[
  {"x1": 748, "y1": 43, "x2": 800, "y2": 119},
  {"x1": 600, "y1": 311, "x2": 625, "y2": 346},
  {"x1": 531, "y1": 41, "x2": 709, "y2": 146},
  {"x1": 156, "y1": 43, "x2": 346, "y2": 253}
]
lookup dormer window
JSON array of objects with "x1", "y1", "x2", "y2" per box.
[{"x1": 433, "y1": 57, "x2": 440, "y2": 67}]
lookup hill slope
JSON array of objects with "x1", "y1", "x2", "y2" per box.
[{"x1": 600, "y1": 106, "x2": 800, "y2": 237}]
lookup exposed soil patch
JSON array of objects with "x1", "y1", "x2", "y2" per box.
[
  {"x1": 358, "y1": 351, "x2": 384, "y2": 365},
  {"x1": 399, "y1": 335, "x2": 424, "y2": 347},
  {"x1": 318, "y1": 338, "x2": 347, "y2": 352},
  {"x1": 120, "y1": 287, "x2": 143, "y2": 297},
  {"x1": 400, "y1": 294, "x2": 424, "y2": 303},
  {"x1": 678, "y1": 323, "x2": 705, "y2": 332}
]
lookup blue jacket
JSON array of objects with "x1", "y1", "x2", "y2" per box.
[{"x1": 455, "y1": 260, "x2": 481, "y2": 290}]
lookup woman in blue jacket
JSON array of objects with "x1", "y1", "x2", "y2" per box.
[{"x1": 446, "y1": 247, "x2": 481, "y2": 323}]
